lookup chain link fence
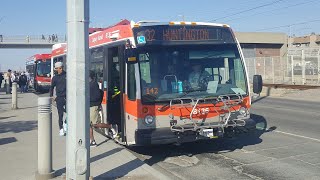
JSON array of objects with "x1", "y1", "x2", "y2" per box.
[{"x1": 245, "y1": 48, "x2": 320, "y2": 86}]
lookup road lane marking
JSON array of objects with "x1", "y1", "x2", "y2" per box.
[
  {"x1": 293, "y1": 157, "x2": 319, "y2": 166},
  {"x1": 275, "y1": 130, "x2": 320, "y2": 143},
  {"x1": 252, "y1": 104, "x2": 320, "y2": 114}
]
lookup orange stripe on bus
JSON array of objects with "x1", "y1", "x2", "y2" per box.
[{"x1": 124, "y1": 95, "x2": 251, "y2": 119}]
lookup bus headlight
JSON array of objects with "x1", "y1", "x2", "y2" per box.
[
  {"x1": 239, "y1": 107, "x2": 247, "y2": 116},
  {"x1": 144, "y1": 115, "x2": 154, "y2": 125}
]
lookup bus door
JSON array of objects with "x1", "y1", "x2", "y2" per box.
[
  {"x1": 105, "y1": 45, "x2": 126, "y2": 142},
  {"x1": 90, "y1": 47, "x2": 105, "y2": 129}
]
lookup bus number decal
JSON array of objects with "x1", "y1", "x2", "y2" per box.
[
  {"x1": 146, "y1": 87, "x2": 159, "y2": 95},
  {"x1": 192, "y1": 108, "x2": 210, "y2": 115},
  {"x1": 145, "y1": 29, "x2": 155, "y2": 41}
]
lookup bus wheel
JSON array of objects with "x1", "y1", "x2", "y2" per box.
[
  {"x1": 236, "y1": 120, "x2": 256, "y2": 134},
  {"x1": 34, "y1": 84, "x2": 39, "y2": 92}
]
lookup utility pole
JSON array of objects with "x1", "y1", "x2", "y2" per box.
[{"x1": 66, "y1": 0, "x2": 90, "y2": 179}]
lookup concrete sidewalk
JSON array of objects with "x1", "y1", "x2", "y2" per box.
[{"x1": 0, "y1": 91, "x2": 170, "y2": 180}]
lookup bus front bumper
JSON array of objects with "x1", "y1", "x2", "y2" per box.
[
  {"x1": 134, "y1": 118, "x2": 256, "y2": 146},
  {"x1": 37, "y1": 82, "x2": 51, "y2": 90},
  {"x1": 135, "y1": 128, "x2": 197, "y2": 145}
]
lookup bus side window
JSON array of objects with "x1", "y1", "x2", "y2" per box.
[{"x1": 127, "y1": 63, "x2": 136, "y2": 100}]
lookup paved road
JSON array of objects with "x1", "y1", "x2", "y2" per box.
[
  {"x1": 130, "y1": 97, "x2": 320, "y2": 180},
  {"x1": 35, "y1": 91, "x2": 50, "y2": 97}
]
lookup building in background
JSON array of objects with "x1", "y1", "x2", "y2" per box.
[
  {"x1": 235, "y1": 32, "x2": 287, "y2": 59},
  {"x1": 234, "y1": 32, "x2": 320, "y2": 85},
  {"x1": 289, "y1": 33, "x2": 320, "y2": 48}
]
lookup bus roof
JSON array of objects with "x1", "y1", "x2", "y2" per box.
[
  {"x1": 134, "y1": 21, "x2": 230, "y2": 28},
  {"x1": 51, "y1": 19, "x2": 232, "y2": 55},
  {"x1": 27, "y1": 54, "x2": 51, "y2": 61},
  {"x1": 89, "y1": 20, "x2": 133, "y2": 48}
]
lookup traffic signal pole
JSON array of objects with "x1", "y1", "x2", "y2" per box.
[{"x1": 66, "y1": 0, "x2": 90, "y2": 179}]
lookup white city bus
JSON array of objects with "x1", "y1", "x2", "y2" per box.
[{"x1": 52, "y1": 19, "x2": 262, "y2": 146}]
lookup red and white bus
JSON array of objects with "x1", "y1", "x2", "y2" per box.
[
  {"x1": 26, "y1": 54, "x2": 52, "y2": 92},
  {"x1": 52, "y1": 19, "x2": 262, "y2": 146}
]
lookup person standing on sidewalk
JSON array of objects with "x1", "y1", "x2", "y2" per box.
[
  {"x1": 0, "y1": 72, "x2": 3, "y2": 89},
  {"x1": 89, "y1": 71, "x2": 117, "y2": 144},
  {"x1": 18, "y1": 72, "x2": 27, "y2": 93},
  {"x1": 9, "y1": 70, "x2": 14, "y2": 88},
  {"x1": 88, "y1": 71, "x2": 101, "y2": 147},
  {"x1": 25, "y1": 71, "x2": 30, "y2": 92},
  {"x1": 50, "y1": 62, "x2": 66, "y2": 136}
]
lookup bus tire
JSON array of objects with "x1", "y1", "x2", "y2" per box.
[
  {"x1": 235, "y1": 119, "x2": 256, "y2": 135},
  {"x1": 34, "y1": 83, "x2": 41, "y2": 93},
  {"x1": 34, "y1": 83, "x2": 38, "y2": 92}
]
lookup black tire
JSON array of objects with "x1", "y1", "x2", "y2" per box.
[
  {"x1": 34, "y1": 83, "x2": 38, "y2": 92},
  {"x1": 235, "y1": 119, "x2": 257, "y2": 134}
]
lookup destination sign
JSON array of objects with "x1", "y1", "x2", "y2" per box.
[
  {"x1": 133, "y1": 25, "x2": 234, "y2": 45},
  {"x1": 163, "y1": 28, "x2": 209, "y2": 41}
]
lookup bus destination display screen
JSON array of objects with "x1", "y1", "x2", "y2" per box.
[{"x1": 133, "y1": 25, "x2": 235, "y2": 45}]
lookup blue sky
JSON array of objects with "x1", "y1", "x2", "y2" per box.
[{"x1": 1, "y1": 0, "x2": 320, "y2": 70}]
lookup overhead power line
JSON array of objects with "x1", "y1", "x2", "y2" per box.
[
  {"x1": 256, "y1": 19, "x2": 320, "y2": 31},
  {"x1": 225, "y1": 0, "x2": 317, "y2": 23},
  {"x1": 211, "y1": 0, "x2": 285, "y2": 22},
  {"x1": 199, "y1": 0, "x2": 265, "y2": 18}
]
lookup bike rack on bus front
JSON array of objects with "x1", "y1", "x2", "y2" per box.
[{"x1": 169, "y1": 94, "x2": 246, "y2": 133}]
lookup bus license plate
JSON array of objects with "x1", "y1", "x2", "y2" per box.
[{"x1": 201, "y1": 129, "x2": 214, "y2": 138}]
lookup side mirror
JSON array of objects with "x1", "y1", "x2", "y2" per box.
[{"x1": 253, "y1": 75, "x2": 263, "y2": 94}]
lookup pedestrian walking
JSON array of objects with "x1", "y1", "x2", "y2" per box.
[
  {"x1": 9, "y1": 70, "x2": 15, "y2": 88},
  {"x1": 18, "y1": 72, "x2": 27, "y2": 93},
  {"x1": 50, "y1": 62, "x2": 67, "y2": 136},
  {"x1": 25, "y1": 71, "x2": 30, "y2": 92},
  {"x1": 41, "y1": 34, "x2": 45, "y2": 41},
  {"x1": 5, "y1": 71, "x2": 11, "y2": 94},
  {"x1": 0, "y1": 72, "x2": 3, "y2": 88},
  {"x1": 88, "y1": 71, "x2": 102, "y2": 147},
  {"x1": 52, "y1": 34, "x2": 55, "y2": 42},
  {"x1": 26, "y1": 35, "x2": 30, "y2": 43},
  {"x1": 13, "y1": 71, "x2": 19, "y2": 83},
  {"x1": 0, "y1": 35, "x2": 3, "y2": 42},
  {"x1": 89, "y1": 71, "x2": 117, "y2": 146}
]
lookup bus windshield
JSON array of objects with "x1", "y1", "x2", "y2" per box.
[
  {"x1": 36, "y1": 60, "x2": 51, "y2": 77},
  {"x1": 138, "y1": 44, "x2": 247, "y2": 103}
]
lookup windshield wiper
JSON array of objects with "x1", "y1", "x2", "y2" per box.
[{"x1": 177, "y1": 89, "x2": 207, "y2": 99}]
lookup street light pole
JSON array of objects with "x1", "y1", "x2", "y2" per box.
[{"x1": 66, "y1": 0, "x2": 90, "y2": 179}]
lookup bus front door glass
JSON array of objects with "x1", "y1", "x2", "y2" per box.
[
  {"x1": 138, "y1": 44, "x2": 248, "y2": 103},
  {"x1": 90, "y1": 47, "x2": 104, "y2": 87}
]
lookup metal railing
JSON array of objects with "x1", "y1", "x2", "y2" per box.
[{"x1": 0, "y1": 34, "x2": 66, "y2": 43}]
